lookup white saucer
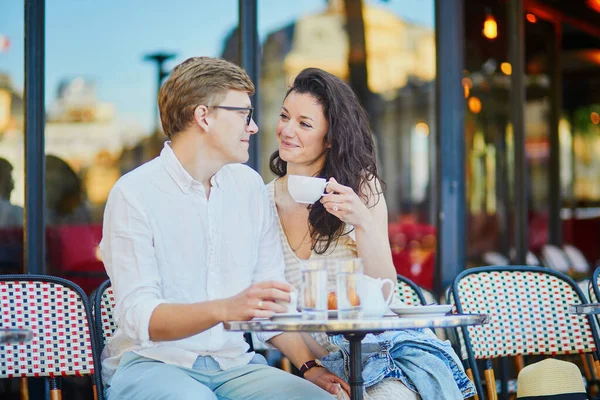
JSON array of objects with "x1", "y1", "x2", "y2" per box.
[
  {"x1": 270, "y1": 312, "x2": 302, "y2": 320},
  {"x1": 390, "y1": 304, "x2": 453, "y2": 317}
]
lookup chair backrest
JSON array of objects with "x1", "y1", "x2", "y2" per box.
[
  {"x1": 526, "y1": 251, "x2": 541, "y2": 266},
  {"x1": 483, "y1": 252, "x2": 510, "y2": 266},
  {"x1": 541, "y1": 244, "x2": 571, "y2": 273},
  {"x1": 453, "y1": 266, "x2": 600, "y2": 398},
  {"x1": 396, "y1": 274, "x2": 426, "y2": 306},
  {"x1": 591, "y1": 267, "x2": 600, "y2": 305},
  {"x1": 0, "y1": 275, "x2": 102, "y2": 395},
  {"x1": 563, "y1": 244, "x2": 590, "y2": 274},
  {"x1": 92, "y1": 279, "x2": 116, "y2": 355}
]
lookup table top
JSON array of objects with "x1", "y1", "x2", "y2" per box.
[
  {"x1": 0, "y1": 328, "x2": 34, "y2": 344},
  {"x1": 569, "y1": 303, "x2": 600, "y2": 315},
  {"x1": 226, "y1": 313, "x2": 489, "y2": 334}
]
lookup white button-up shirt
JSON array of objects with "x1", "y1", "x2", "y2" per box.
[{"x1": 99, "y1": 143, "x2": 285, "y2": 384}]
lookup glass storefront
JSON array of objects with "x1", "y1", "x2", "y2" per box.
[
  {"x1": 0, "y1": 0, "x2": 599, "y2": 290},
  {"x1": 256, "y1": 0, "x2": 436, "y2": 288},
  {"x1": 0, "y1": 0, "x2": 25, "y2": 275},
  {"x1": 0, "y1": 0, "x2": 239, "y2": 291}
]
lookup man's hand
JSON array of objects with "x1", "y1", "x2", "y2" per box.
[
  {"x1": 220, "y1": 281, "x2": 293, "y2": 322},
  {"x1": 304, "y1": 367, "x2": 350, "y2": 396}
]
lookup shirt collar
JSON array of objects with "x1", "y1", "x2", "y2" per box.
[{"x1": 160, "y1": 142, "x2": 222, "y2": 194}]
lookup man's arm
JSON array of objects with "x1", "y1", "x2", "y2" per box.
[
  {"x1": 148, "y1": 281, "x2": 292, "y2": 341},
  {"x1": 269, "y1": 333, "x2": 350, "y2": 396}
]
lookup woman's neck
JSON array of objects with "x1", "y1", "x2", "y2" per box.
[{"x1": 285, "y1": 162, "x2": 323, "y2": 178}]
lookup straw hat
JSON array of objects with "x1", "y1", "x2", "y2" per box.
[{"x1": 517, "y1": 358, "x2": 587, "y2": 399}]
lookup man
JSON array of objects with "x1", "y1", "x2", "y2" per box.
[{"x1": 100, "y1": 56, "x2": 349, "y2": 399}]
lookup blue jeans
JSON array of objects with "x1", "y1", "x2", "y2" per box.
[{"x1": 106, "y1": 352, "x2": 333, "y2": 400}]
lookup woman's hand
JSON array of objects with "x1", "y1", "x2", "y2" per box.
[
  {"x1": 320, "y1": 178, "x2": 373, "y2": 230},
  {"x1": 304, "y1": 366, "x2": 351, "y2": 396}
]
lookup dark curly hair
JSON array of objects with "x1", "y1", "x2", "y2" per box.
[{"x1": 270, "y1": 67, "x2": 385, "y2": 254}]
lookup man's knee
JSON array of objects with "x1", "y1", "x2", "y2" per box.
[
  {"x1": 222, "y1": 365, "x2": 333, "y2": 400},
  {"x1": 107, "y1": 360, "x2": 216, "y2": 400}
]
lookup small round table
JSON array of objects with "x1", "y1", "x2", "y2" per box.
[
  {"x1": 226, "y1": 313, "x2": 489, "y2": 400},
  {"x1": 0, "y1": 328, "x2": 34, "y2": 345}
]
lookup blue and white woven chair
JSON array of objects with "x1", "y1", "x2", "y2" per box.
[
  {"x1": 452, "y1": 266, "x2": 600, "y2": 400},
  {"x1": 0, "y1": 275, "x2": 103, "y2": 400}
]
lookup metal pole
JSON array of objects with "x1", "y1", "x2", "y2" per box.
[
  {"x1": 508, "y1": 0, "x2": 528, "y2": 265},
  {"x1": 143, "y1": 52, "x2": 176, "y2": 134},
  {"x1": 435, "y1": 0, "x2": 465, "y2": 293},
  {"x1": 24, "y1": 2, "x2": 50, "y2": 397},
  {"x1": 548, "y1": 22, "x2": 562, "y2": 246},
  {"x1": 239, "y1": 0, "x2": 260, "y2": 172},
  {"x1": 24, "y1": 0, "x2": 46, "y2": 275}
]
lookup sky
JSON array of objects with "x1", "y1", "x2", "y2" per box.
[{"x1": 0, "y1": 0, "x2": 434, "y2": 132}]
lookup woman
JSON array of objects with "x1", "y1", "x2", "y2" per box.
[{"x1": 267, "y1": 68, "x2": 475, "y2": 400}]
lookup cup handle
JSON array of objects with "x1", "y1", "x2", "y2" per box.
[
  {"x1": 381, "y1": 279, "x2": 395, "y2": 306},
  {"x1": 322, "y1": 181, "x2": 330, "y2": 196}
]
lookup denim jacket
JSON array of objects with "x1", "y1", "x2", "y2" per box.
[{"x1": 320, "y1": 329, "x2": 476, "y2": 400}]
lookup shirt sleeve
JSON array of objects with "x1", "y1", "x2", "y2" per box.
[
  {"x1": 252, "y1": 182, "x2": 286, "y2": 343},
  {"x1": 99, "y1": 184, "x2": 168, "y2": 347}
]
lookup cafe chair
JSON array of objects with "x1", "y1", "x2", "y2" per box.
[
  {"x1": 395, "y1": 274, "x2": 427, "y2": 306},
  {"x1": 482, "y1": 252, "x2": 510, "y2": 267},
  {"x1": 452, "y1": 266, "x2": 600, "y2": 400},
  {"x1": 590, "y1": 267, "x2": 600, "y2": 306},
  {"x1": 92, "y1": 279, "x2": 116, "y2": 358},
  {"x1": 540, "y1": 244, "x2": 571, "y2": 273},
  {"x1": 0, "y1": 275, "x2": 103, "y2": 400},
  {"x1": 564, "y1": 244, "x2": 591, "y2": 275}
]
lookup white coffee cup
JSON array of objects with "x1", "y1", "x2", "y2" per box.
[
  {"x1": 275, "y1": 290, "x2": 298, "y2": 314},
  {"x1": 287, "y1": 175, "x2": 329, "y2": 204}
]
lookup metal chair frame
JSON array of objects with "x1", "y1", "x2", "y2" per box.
[{"x1": 0, "y1": 274, "x2": 103, "y2": 400}]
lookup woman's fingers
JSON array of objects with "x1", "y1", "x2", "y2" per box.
[
  {"x1": 325, "y1": 177, "x2": 353, "y2": 195},
  {"x1": 320, "y1": 193, "x2": 347, "y2": 204}
]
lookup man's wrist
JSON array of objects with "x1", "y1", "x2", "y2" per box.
[
  {"x1": 211, "y1": 299, "x2": 227, "y2": 324},
  {"x1": 299, "y1": 359, "x2": 322, "y2": 378}
]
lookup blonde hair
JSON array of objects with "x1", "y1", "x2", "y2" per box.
[{"x1": 158, "y1": 57, "x2": 255, "y2": 138}]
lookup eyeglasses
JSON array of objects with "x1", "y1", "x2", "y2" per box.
[{"x1": 213, "y1": 105, "x2": 254, "y2": 126}]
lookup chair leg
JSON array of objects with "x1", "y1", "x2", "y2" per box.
[
  {"x1": 465, "y1": 368, "x2": 480, "y2": 400},
  {"x1": 49, "y1": 377, "x2": 62, "y2": 400},
  {"x1": 593, "y1": 358, "x2": 600, "y2": 394},
  {"x1": 515, "y1": 355, "x2": 525, "y2": 374},
  {"x1": 281, "y1": 356, "x2": 292, "y2": 373},
  {"x1": 580, "y1": 354, "x2": 593, "y2": 383},
  {"x1": 20, "y1": 377, "x2": 29, "y2": 400},
  {"x1": 93, "y1": 382, "x2": 99, "y2": 400},
  {"x1": 484, "y1": 359, "x2": 498, "y2": 400}
]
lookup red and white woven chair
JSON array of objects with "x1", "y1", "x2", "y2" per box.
[
  {"x1": 92, "y1": 279, "x2": 116, "y2": 357},
  {"x1": 396, "y1": 274, "x2": 427, "y2": 306},
  {"x1": 452, "y1": 266, "x2": 600, "y2": 400},
  {"x1": 0, "y1": 275, "x2": 103, "y2": 400}
]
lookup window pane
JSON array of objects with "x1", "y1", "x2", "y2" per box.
[
  {"x1": 258, "y1": 0, "x2": 436, "y2": 289},
  {"x1": 43, "y1": 0, "x2": 238, "y2": 292},
  {"x1": 0, "y1": 0, "x2": 25, "y2": 275}
]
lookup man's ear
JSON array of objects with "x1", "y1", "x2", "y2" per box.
[{"x1": 193, "y1": 105, "x2": 211, "y2": 133}]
